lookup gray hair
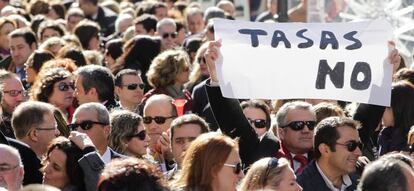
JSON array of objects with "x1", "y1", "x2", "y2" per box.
[
  {"x1": 156, "y1": 18, "x2": 176, "y2": 33},
  {"x1": 0, "y1": 144, "x2": 23, "y2": 166},
  {"x1": 275, "y1": 101, "x2": 315, "y2": 127},
  {"x1": 73, "y1": 102, "x2": 110, "y2": 124},
  {"x1": 115, "y1": 13, "x2": 133, "y2": 34}
]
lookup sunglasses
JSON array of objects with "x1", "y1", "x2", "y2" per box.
[
  {"x1": 123, "y1": 83, "x2": 145, "y2": 90},
  {"x1": 128, "y1": 130, "x2": 146, "y2": 141},
  {"x1": 162, "y1": 32, "x2": 177, "y2": 39},
  {"x1": 56, "y1": 82, "x2": 75, "y2": 92},
  {"x1": 263, "y1": 157, "x2": 279, "y2": 184},
  {"x1": 247, "y1": 118, "x2": 267, "y2": 129},
  {"x1": 67, "y1": 120, "x2": 108, "y2": 131},
  {"x1": 223, "y1": 162, "x2": 243, "y2": 175},
  {"x1": 143, "y1": 116, "x2": 175, "y2": 125},
  {"x1": 282, "y1": 121, "x2": 317, "y2": 131},
  {"x1": 336, "y1": 140, "x2": 364, "y2": 152},
  {"x1": 3, "y1": 90, "x2": 27, "y2": 97}
]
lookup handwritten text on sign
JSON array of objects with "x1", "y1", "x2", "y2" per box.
[{"x1": 214, "y1": 19, "x2": 393, "y2": 106}]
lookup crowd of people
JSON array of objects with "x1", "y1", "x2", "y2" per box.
[{"x1": 0, "y1": 0, "x2": 413, "y2": 190}]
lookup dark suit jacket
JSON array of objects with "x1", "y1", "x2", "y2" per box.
[
  {"x1": 93, "y1": 6, "x2": 117, "y2": 37},
  {"x1": 297, "y1": 160, "x2": 358, "y2": 191},
  {"x1": 205, "y1": 81, "x2": 280, "y2": 167},
  {"x1": 0, "y1": 132, "x2": 43, "y2": 185},
  {"x1": 110, "y1": 148, "x2": 124, "y2": 159}
]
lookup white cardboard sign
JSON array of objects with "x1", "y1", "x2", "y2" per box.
[{"x1": 214, "y1": 19, "x2": 394, "y2": 106}]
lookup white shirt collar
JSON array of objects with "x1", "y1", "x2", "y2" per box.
[
  {"x1": 101, "y1": 147, "x2": 111, "y2": 164},
  {"x1": 315, "y1": 161, "x2": 352, "y2": 191}
]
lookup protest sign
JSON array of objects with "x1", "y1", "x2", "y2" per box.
[{"x1": 214, "y1": 19, "x2": 394, "y2": 106}]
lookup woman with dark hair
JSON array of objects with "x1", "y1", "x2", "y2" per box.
[
  {"x1": 73, "y1": 20, "x2": 101, "y2": 51},
  {"x1": 25, "y1": 50, "x2": 55, "y2": 85},
  {"x1": 173, "y1": 132, "x2": 243, "y2": 190},
  {"x1": 43, "y1": 132, "x2": 104, "y2": 191},
  {"x1": 0, "y1": 18, "x2": 16, "y2": 60},
  {"x1": 98, "y1": 158, "x2": 169, "y2": 191},
  {"x1": 57, "y1": 45, "x2": 88, "y2": 67},
  {"x1": 48, "y1": 3, "x2": 66, "y2": 20},
  {"x1": 104, "y1": 38, "x2": 123, "y2": 69},
  {"x1": 120, "y1": 35, "x2": 161, "y2": 90},
  {"x1": 37, "y1": 20, "x2": 66, "y2": 43},
  {"x1": 378, "y1": 80, "x2": 414, "y2": 155},
  {"x1": 142, "y1": 49, "x2": 193, "y2": 113},
  {"x1": 30, "y1": 67, "x2": 75, "y2": 122},
  {"x1": 109, "y1": 110, "x2": 150, "y2": 158}
]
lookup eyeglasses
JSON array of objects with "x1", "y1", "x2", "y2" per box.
[
  {"x1": 67, "y1": 120, "x2": 108, "y2": 131},
  {"x1": 263, "y1": 157, "x2": 279, "y2": 185},
  {"x1": 223, "y1": 162, "x2": 243, "y2": 175},
  {"x1": 143, "y1": 116, "x2": 175, "y2": 125},
  {"x1": 56, "y1": 82, "x2": 75, "y2": 92},
  {"x1": 336, "y1": 140, "x2": 364, "y2": 152},
  {"x1": 247, "y1": 118, "x2": 267, "y2": 129},
  {"x1": 128, "y1": 130, "x2": 146, "y2": 141},
  {"x1": 162, "y1": 32, "x2": 177, "y2": 39},
  {"x1": 122, "y1": 83, "x2": 145, "y2": 91},
  {"x1": 3, "y1": 90, "x2": 27, "y2": 97},
  {"x1": 197, "y1": 56, "x2": 206, "y2": 64},
  {"x1": 281, "y1": 121, "x2": 317, "y2": 131},
  {"x1": 0, "y1": 164, "x2": 19, "y2": 174}
]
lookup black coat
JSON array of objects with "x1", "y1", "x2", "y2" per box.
[
  {"x1": 0, "y1": 132, "x2": 43, "y2": 185},
  {"x1": 205, "y1": 81, "x2": 280, "y2": 167},
  {"x1": 91, "y1": 7, "x2": 117, "y2": 38},
  {"x1": 191, "y1": 80, "x2": 218, "y2": 131},
  {"x1": 297, "y1": 160, "x2": 358, "y2": 191}
]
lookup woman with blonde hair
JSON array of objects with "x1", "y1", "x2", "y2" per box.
[
  {"x1": 239, "y1": 157, "x2": 302, "y2": 191},
  {"x1": 172, "y1": 132, "x2": 243, "y2": 191},
  {"x1": 142, "y1": 49, "x2": 192, "y2": 113},
  {"x1": 185, "y1": 42, "x2": 209, "y2": 92}
]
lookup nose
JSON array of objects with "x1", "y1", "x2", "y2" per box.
[{"x1": 182, "y1": 141, "x2": 191, "y2": 152}]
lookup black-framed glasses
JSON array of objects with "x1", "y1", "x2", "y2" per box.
[
  {"x1": 282, "y1": 121, "x2": 317, "y2": 131},
  {"x1": 162, "y1": 32, "x2": 177, "y2": 39},
  {"x1": 67, "y1": 120, "x2": 108, "y2": 131},
  {"x1": 336, "y1": 140, "x2": 364, "y2": 152},
  {"x1": 128, "y1": 130, "x2": 146, "y2": 141},
  {"x1": 56, "y1": 82, "x2": 75, "y2": 92},
  {"x1": 143, "y1": 116, "x2": 175, "y2": 125},
  {"x1": 3, "y1": 90, "x2": 27, "y2": 97},
  {"x1": 247, "y1": 118, "x2": 267, "y2": 129},
  {"x1": 223, "y1": 162, "x2": 243, "y2": 175},
  {"x1": 122, "y1": 83, "x2": 145, "y2": 91}
]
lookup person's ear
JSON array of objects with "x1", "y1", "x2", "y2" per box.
[
  {"x1": 318, "y1": 143, "x2": 331, "y2": 156},
  {"x1": 278, "y1": 127, "x2": 285, "y2": 140},
  {"x1": 114, "y1": 86, "x2": 121, "y2": 96},
  {"x1": 28, "y1": 128, "x2": 38, "y2": 142},
  {"x1": 86, "y1": 87, "x2": 97, "y2": 97},
  {"x1": 103, "y1": 125, "x2": 111, "y2": 137}
]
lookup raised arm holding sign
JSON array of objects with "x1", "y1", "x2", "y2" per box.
[{"x1": 211, "y1": 19, "x2": 398, "y2": 106}]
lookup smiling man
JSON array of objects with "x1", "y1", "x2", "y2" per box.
[{"x1": 297, "y1": 116, "x2": 361, "y2": 191}]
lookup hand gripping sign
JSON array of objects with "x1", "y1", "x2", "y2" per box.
[{"x1": 213, "y1": 19, "x2": 394, "y2": 106}]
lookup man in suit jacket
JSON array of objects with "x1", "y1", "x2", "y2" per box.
[
  {"x1": 78, "y1": 0, "x2": 116, "y2": 37},
  {"x1": 297, "y1": 117, "x2": 361, "y2": 191},
  {"x1": 70, "y1": 102, "x2": 122, "y2": 164}
]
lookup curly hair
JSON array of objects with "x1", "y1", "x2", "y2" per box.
[
  {"x1": 109, "y1": 110, "x2": 142, "y2": 155},
  {"x1": 98, "y1": 158, "x2": 169, "y2": 191},
  {"x1": 146, "y1": 49, "x2": 191, "y2": 88},
  {"x1": 30, "y1": 67, "x2": 72, "y2": 102}
]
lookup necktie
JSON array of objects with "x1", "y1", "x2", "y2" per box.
[{"x1": 294, "y1": 155, "x2": 308, "y2": 174}]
